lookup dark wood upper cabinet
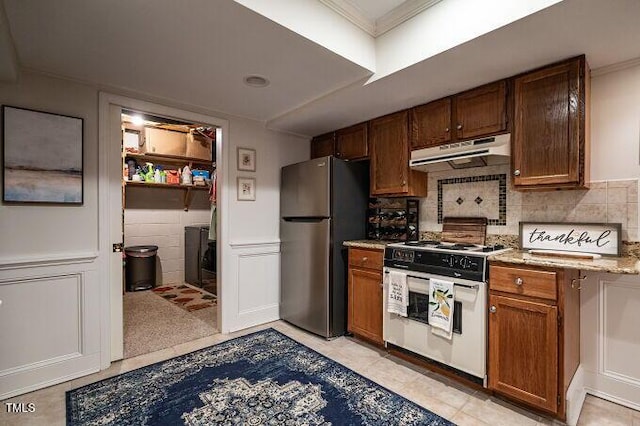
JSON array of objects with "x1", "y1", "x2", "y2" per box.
[
  {"x1": 455, "y1": 81, "x2": 508, "y2": 140},
  {"x1": 336, "y1": 122, "x2": 368, "y2": 160},
  {"x1": 370, "y1": 111, "x2": 427, "y2": 197},
  {"x1": 410, "y1": 80, "x2": 508, "y2": 150},
  {"x1": 310, "y1": 132, "x2": 335, "y2": 159},
  {"x1": 513, "y1": 56, "x2": 589, "y2": 189},
  {"x1": 411, "y1": 97, "x2": 452, "y2": 149}
]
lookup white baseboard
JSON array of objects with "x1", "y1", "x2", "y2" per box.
[{"x1": 232, "y1": 303, "x2": 280, "y2": 333}]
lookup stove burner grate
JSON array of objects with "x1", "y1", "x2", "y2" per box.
[{"x1": 404, "y1": 240, "x2": 440, "y2": 247}]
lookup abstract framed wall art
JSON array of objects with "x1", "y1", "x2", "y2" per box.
[{"x1": 2, "y1": 105, "x2": 83, "y2": 204}]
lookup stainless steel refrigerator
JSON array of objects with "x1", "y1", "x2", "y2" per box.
[{"x1": 280, "y1": 156, "x2": 369, "y2": 338}]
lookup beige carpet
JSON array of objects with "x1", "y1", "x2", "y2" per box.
[{"x1": 123, "y1": 288, "x2": 218, "y2": 359}]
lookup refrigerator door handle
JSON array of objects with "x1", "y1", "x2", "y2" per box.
[{"x1": 282, "y1": 217, "x2": 328, "y2": 223}]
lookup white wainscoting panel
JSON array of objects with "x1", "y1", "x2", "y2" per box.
[
  {"x1": 602, "y1": 280, "x2": 640, "y2": 383},
  {"x1": 228, "y1": 241, "x2": 280, "y2": 332},
  {"x1": 0, "y1": 257, "x2": 100, "y2": 399},
  {"x1": 581, "y1": 273, "x2": 640, "y2": 411}
]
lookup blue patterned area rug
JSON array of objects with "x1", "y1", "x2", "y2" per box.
[{"x1": 66, "y1": 328, "x2": 454, "y2": 425}]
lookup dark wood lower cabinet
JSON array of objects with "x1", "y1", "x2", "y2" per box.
[
  {"x1": 488, "y1": 294, "x2": 558, "y2": 413},
  {"x1": 488, "y1": 263, "x2": 580, "y2": 420},
  {"x1": 348, "y1": 267, "x2": 383, "y2": 345},
  {"x1": 347, "y1": 247, "x2": 384, "y2": 345}
]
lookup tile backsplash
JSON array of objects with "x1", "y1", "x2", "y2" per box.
[{"x1": 418, "y1": 164, "x2": 640, "y2": 241}]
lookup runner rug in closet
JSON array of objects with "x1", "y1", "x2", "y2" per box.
[{"x1": 152, "y1": 283, "x2": 216, "y2": 312}]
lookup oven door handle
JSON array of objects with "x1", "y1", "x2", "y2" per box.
[{"x1": 384, "y1": 271, "x2": 479, "y2": 290}]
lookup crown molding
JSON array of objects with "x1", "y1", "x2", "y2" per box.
[
  {"x1": 319, "y1": 0, "x2": 376, "y2": 36},
  {"x1": 320, "y1": 0, "x2": 442, "y2": 37},
  {"x1": 591, "y1": 57, "x2": 640, "y2": 77},
  {"x1": 376, "y1": 0, "x2": 443, "y2": 36}
]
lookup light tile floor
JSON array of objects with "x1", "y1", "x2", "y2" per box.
[{"x1": 1, "y1": 320, "x2": 638, "y2": 425}]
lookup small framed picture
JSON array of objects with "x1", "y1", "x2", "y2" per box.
[
  {"x1": 237, "y1": 147, "x2": 256, "y2": 172},
  {"x1": 237, "y1": 177, "x2": 256, "y2": 201}
]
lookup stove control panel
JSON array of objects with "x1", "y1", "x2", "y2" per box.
[
  {"x1": 436, "y1": 254, "x2": 481, "y2": 271},
  {"x1": 392, "y1": 249, "x2": 414, "y2": 263},
  {"x1": 384, "y1": 247, "x2": 487, "y2": 282}
]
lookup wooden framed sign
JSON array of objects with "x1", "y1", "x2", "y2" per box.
[{"x1": 519, "y1": 222, "x2": 622, "y2": 256}]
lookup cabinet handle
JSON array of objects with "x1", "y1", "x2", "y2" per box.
[
  {"x1": 514, "y1": 277, "x2": 523, "y2": 286},
  {"x1": 362, "y1": 257, "x2": 368, "y2": 262},
  {"x1": 445, "y1": 127, "x2": 450, "y2": 133},
  {"x1": 489, "y1": 305, "x2": 496, "y2": 313},
  {"x1": 456, "y1": 123, "x2": 463, "y2": 130},
  {"x1": 402, "y1": 180, "x2": 407, "y2": 186},
  {"x1": 514, "y1": 169, "x2": 521, "y2": 176}
]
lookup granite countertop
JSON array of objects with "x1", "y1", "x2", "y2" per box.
[
  {"x1": 489, "y1": 250, "x2": 640, "y2": 275},
  {"x1": 343, "y1": 240, "x2": 389, "y2": 250}
]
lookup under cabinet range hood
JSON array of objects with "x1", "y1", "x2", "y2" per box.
[{"x1": 410, "y1": 133, "x2": 510, "y2": 172}]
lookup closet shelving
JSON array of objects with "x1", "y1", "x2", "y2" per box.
[{"x1": 122, "y1": 152, "x2": 215, "y2": 211}]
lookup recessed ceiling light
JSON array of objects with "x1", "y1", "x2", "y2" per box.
[{"x1": 243, "y1": 75, "x2": 270, "y2": 88}]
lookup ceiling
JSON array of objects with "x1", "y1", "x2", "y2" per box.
[
  {"x1": 3, "y1": 0, "x2": 640, "y2": 138},
  {"x1": 2, "y1": 0, "x2": 371, "y2": 123}
]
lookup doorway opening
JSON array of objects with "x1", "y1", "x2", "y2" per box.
[{"x1": 120, "y1": 109, "x2": 220, "y2": 359}]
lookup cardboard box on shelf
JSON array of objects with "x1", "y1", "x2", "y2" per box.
[
  {"x1": 143, "y1": 127, "x2": 187, "y2": 156},
  {"x1": 186, "y1": 131, "x2": 213, "y2": 161}
]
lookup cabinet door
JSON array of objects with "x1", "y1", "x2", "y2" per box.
[
  {"x1": 489, "y1": 294, "x2": 559, "y2": 413},
  {"x1": 513, "y1": 59, "x2": 584, "y2": 187},
  {"x1": 370, "y1": 111, "x2": 410, "y2": 195},
  {"x1": 336, "y1": 123, "x2": 368, "y2": 160},
  {"x1": 348, "y1": 267, "x2": 383, "y2": 344},
  {"x1": 411, "y1": 98, "x2": 452, "y2": 149},
  {"x1": 455, "y1": 80, "x2": 507, "y2": 140},
  {"x1": 311, "y1": 132, "x2": 335, "y2": 159}
]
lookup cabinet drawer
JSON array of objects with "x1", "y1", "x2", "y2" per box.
[
  {"x1": 490, "y1": 265, "x2": 557, "y2": 301},
  {"x1": 349, "y1": 248, "x2": 383, "y2": 270}
]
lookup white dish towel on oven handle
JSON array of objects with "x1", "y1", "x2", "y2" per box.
[
  {"x1": 428, "y1": 278, "x2": 455, "y2": 340},
  {"x1": 385, "y1": 270, "x2": 409, "y2": 317}
]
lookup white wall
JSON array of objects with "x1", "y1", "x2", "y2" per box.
[
  {"x1": 0, "y1": 70, "x2": 308, "y2": 398},
  {"x1": 591, "y1": 62, "x2": 640, "y2": 181},
  {"x1": 0, "y1": 72, "x2": 101, "y2": 399},
  {"x1": 0, "y1": 73, "x2": 98, "y2": 258},
  {"x1": 223, "y1": 117, "x2": 308, "y2": 331},
  {"x1": 373, "y1": 0, "x2": 561, "y2": 81}
]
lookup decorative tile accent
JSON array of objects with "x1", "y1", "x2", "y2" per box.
[{"x1": 437, "y1": 174, "x2": 507, "y2": 225}]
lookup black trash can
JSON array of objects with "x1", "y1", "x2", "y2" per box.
[{"x1": 125, "y1": 245, "x2": 158, "y2": 291}]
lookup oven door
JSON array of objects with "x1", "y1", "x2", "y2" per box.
[{"x1": 383, "y1": 268, "x2": 487, "y2": 381}]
